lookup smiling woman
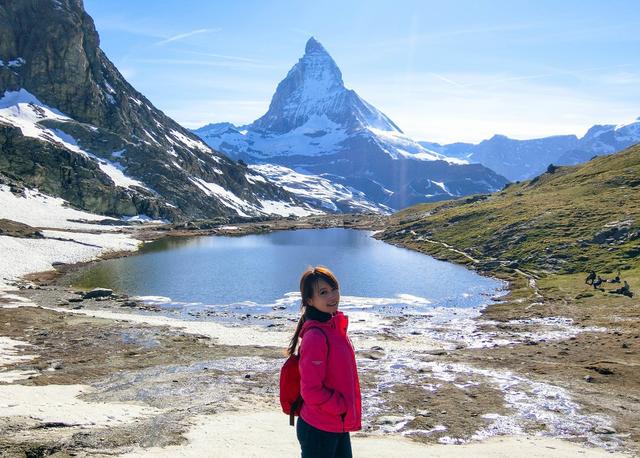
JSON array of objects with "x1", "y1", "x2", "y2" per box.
[{"x1": 286, "y1": 266, "x2": 362, "y2": 458}]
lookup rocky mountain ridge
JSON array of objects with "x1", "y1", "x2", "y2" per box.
[{"x1": 421, "y1": 117, "x2": 640, "y2": 182}]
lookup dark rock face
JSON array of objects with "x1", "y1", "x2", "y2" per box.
[
  {"x1": 0, "y1": 124, "x2": 173, "y2": 219},
  {"x1": 0, "y1": 0, "x2": 307, "y2": 220}
]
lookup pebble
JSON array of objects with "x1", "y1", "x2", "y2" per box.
[
  {"x1": 584, "y1": 375, "x2": 595, "y2": 383},
  {"x1": 377, "y1": 415, "x2": 405, "y2": 425},
  {"x1": 426, "y1": 349, "x2": 448, "y2": 356}
]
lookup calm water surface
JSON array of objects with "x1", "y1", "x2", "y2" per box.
[{"x1": 72, "y1": 228, "x2": 503, "y2": 312}]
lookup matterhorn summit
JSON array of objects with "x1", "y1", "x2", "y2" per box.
[
  {"x1": 195, "y1": 38, "x2": 507, "y2": 209},
  {"x1": 252, "y1": 37, "x2": 400, "y2": 134}
]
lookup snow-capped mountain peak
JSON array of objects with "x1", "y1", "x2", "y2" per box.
[
  {"x1": 194, "y1": 38, "x2": 508, "y2": 210},
  {"x1": 251, "y1": 37, "x2": 400, "y2": 134}
]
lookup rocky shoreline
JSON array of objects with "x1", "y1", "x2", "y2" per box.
[{"x1": 0, "y1": 215, "x2": 637, "y2": 456}]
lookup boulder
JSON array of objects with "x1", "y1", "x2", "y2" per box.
[{"x1": 83, "y1": 288, "x2": 113, "y2": 299}]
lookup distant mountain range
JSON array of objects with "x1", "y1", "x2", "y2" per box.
[
  {"x1": 195, "y1": 38, "x2": 508, "y2": 210},
  {"x1": 419, "y1": 118, "x2": 640, "y2": 182},
  {"x1": 0, "y1": 0, "x2": 320, "y2": 221}
]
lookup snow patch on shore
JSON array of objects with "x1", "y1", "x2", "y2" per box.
[
  {"x1": 0, "y1": 184, "x2": 121, "y2": 230},
  {"x1": 0, "y1": 337, "x2": 36, "y2": 366},
  {"x1": 0, "y1": 384, "x2": 159, "y2": 426},
  {"x1": 0, "y1": 185, "x2": 141, "y2": 289},
  {"x1": 0, "y1": 369, "x2": 39, "y2": 383},
  {"x1": 0, "y1": 232, "x2": 139, "y2": 289}
]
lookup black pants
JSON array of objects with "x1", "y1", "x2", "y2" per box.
[{"x1": 296, "y1": 416, "x2": 352, "y2": 458}]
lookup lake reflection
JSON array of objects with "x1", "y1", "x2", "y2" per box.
[{"x1": 71, "y1": 228, "x2": 502, "y2": 310}]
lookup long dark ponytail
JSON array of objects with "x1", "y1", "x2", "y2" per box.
[{"x1": 286, "y1": 266, "x2": 340, "y2": 356}]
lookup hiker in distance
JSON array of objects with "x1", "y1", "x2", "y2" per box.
[
  {"x1": 585, "y1": 270, "x2": 596, "y2": 285},
  {"x1": 285, "y1": 266, "x2": 362, "y2": 458}
]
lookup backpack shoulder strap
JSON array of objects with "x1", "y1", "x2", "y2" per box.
[
  {"x1": 300, "y1": 326, "x2": 330, "y2": 356},
  {"x1": 290, "y1": 326, "x2": 330, "y2": 427}
]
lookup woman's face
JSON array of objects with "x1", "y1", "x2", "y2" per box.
[{"x1": 307, "y1": 279, "x2": 340, "y2": 314}]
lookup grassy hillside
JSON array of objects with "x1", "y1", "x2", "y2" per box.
[{"x1": 379, "y1": 144, "x2": 640, "y2": 277}]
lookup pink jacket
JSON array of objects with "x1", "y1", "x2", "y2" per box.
[{"x1": 298, "y1": 311, "x2": 362, "y2": 433}]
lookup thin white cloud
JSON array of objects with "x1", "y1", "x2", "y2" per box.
[
  {"x1": 429, "y1": 73, "x2": 465, "y2": 88},
  {"x1": 133, "y1": 57, "x2": 283, "y2": 70},
  {"x1": 155, "y1": 28, "x2": 219, "y2": 46},
  {"x1": 185, "y1": 50, "x2": 264, "y2": 64}
]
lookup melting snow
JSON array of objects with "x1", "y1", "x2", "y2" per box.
[
  {"x1": 189, "y1": 178, "x2": 251, "y2": 217},
  {"x1": 0, "y1": 384, "x2": 159, "y2": 426},
  {"x1": 95, "y1": 159, "x2": 147, "y2": 189},
  {"x1": 122, "y1": 215, "x2": 169, "y2": 224},
  {"x1": 188, "y1": 175, "x2": 315, "y2": 218},
  {"x1": 0, "y1": 184, "x2": 120, "y2": 230},
  {"x1": 245, "y1": 173, "x2": 267, "y2": 184},
  {"x1": 0, "y1": 90, "x2": 146, "y2": 190},
  {"x1": 169, "y1": 129, "x2": 215, "y2": 157},
  {"x1": 258, "y1": 199, "x2": 315, "y2": 217},
  {"x1": 143, "y1": 129, "x2": 161, "y2": 146},
  {"x1": 0, "y1": 185, "x2": 140, "y2": 289},
  {"x1": 0, "y1": 89, "x2": 69, "y2": 140},
  {"x1": 368, "y1": 127, "x2": 466, "y2": 164},
  {"x1": 50, "y1": 129, "x2": 147, "y2": 190},
  {"x1": 0, "y1": 57, "x2": 26, "y2": 68},
  {"x1": 431, "y1": 181, "x2": 448, "y2": 193},
  {"x1": 0, "y1": 337, "x2": 36, "y2": 366},
  {"x1": 249, "y1": 163, "x2": 388, "y2": 214}
]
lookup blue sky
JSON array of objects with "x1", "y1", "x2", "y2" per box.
[{"x1": 85, "y1": 0, "x2": 640, "y2": 143}]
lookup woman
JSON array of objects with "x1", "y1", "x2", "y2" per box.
[{"x1": 287, "y1": 266, "x2": 362, "y2": 458}]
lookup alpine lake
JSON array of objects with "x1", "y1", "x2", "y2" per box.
[{"x1": 68, "y1": 228, "x2": 504, "y2": 318}]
